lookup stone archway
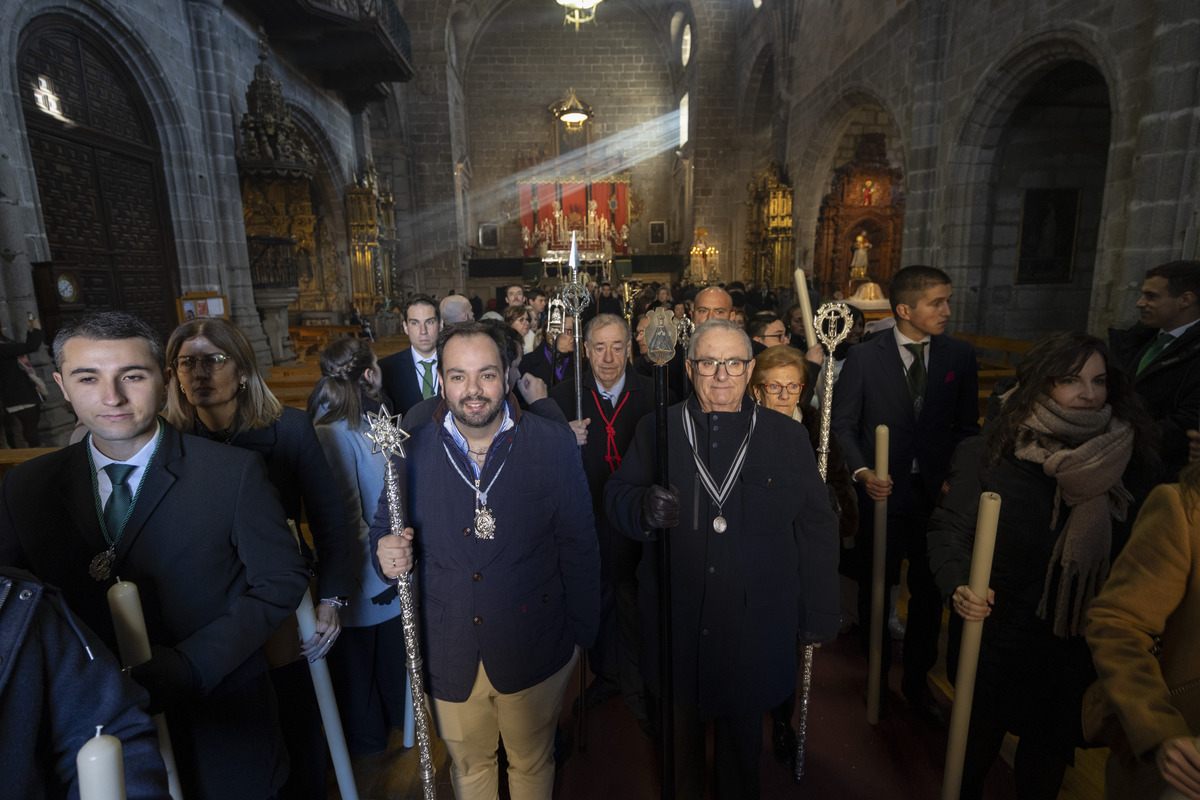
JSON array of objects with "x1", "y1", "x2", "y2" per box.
[
  {"x1": 18, "y1": 20, "x2": 179, "y2": 337},
  {"x1": 947, "y1": 39, "x2": 1114, "y2": 338}
]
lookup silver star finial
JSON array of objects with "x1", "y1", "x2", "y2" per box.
[{"x1": 364, "y1": 407, "x2": 411, "y2": 458}]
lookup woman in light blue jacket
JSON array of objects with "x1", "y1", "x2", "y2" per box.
[{"x1": 308, "y1": 337, "x2": 409, "y2": 756}]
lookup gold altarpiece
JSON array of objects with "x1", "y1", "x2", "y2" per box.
[
  {"x1": 813, "y1": 134, "x2": 905, "y2": 298},
  {"x1": 742, "y1": 163, "x2": 794, "y2": 289}
]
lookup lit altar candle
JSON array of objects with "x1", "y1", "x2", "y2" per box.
[
  {"x1": 942, "y1": 492, "x2": 1002, "y2": 800},
  {"x1": 77, "y1": 726, "x2": 125, "y2": 800},
  {"x1": 793, "y1": 267, "x2": 818, "y2": 351}
]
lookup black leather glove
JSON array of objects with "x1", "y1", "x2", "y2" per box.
[
  {"x1": 641, "y1": 484, "x2": 680, "y2": 531},
  {"x1": 130, "y1": 645, "x2": 199, "y2": 715}
]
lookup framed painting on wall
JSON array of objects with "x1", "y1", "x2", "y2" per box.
[
  {"x1": 1015, "y1": 188, "x2": 1080, "y2": 284},
  {"x1": 649, "y1": 221, "x2": 667, "y2": 245}
]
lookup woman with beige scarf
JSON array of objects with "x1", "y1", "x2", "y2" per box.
[{"x1": 928, "y1": 331, "x2": 1156, "y2": 800}]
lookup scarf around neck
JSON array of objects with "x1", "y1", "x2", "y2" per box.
[{"x1": 1013, "y1": 395, "x2": 1134, "y2": 637}]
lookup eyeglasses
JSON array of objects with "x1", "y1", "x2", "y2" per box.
[
  {"x1": 689, "y1": 358, "x2": 750, "y2": 377},
  {"x1": 173, "y1": 354, "x2": 232, "y2": 373},
  {"x1": 759, "y1": 333, "x2": 786, "y2": 342},
  {"x1": 760, "y1": 381, "x2": 804, "y2": 395}
]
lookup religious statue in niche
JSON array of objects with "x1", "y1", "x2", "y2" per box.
[
  {"x1": 849, "y1": 230, "x2": 873, "y2": 280},
  {"x1": 812, "y1": 133, "x2": 906, "y2": 300}
]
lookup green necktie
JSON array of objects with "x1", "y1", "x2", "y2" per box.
[
  {"x1": 103, "y1": 463, "x2": 137, "y2": 539},
  {"x1": 420, "y1": 360, "x2": 435, "y2": 399},
  {"x1": 1137, "y1": 332, "x2": 1175, "y2": 375},
  {"x1": 904, "y1": 343, "x2": 927, "y2": 413}
]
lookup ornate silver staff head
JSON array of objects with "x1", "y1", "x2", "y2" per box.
[
  {"x1": 364, "y1": 406, "x2": 411, "y2": 459},
  {"x1": 645, "y1": 307, "x2": 678, "y2": 366},
  {"x1": 675, "y1": 315, "x2": 695, "y2": 351},
  {"x1": 561, "y1": 231, "x2": 591, "y2": 317},
  {"x1": 546, "y1": 298, "x2": 566, "y2": 337},
  {"x1": 814, "y1": 302, "x2": 855, "y2": 353}
]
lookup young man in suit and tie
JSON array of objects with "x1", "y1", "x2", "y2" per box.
[
  {"x1": 0, "y1": 311, "x2": 309, "y2": 800},
  {"x1": 1110, "y1": 261, "x2": 1200, "y2": 482},
  {"x1": 379, "y1": 294, "x2": 441, "y2": 415},
  {"x1": 833, "y1": 265, "x2": 979, "y2": 725}
]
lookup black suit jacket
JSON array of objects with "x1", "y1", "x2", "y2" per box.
[
  {"x1": 379, "y1": 347, "x2": 433, "y2": 416},
  {"x1": 0, "y1": 423, "x2": 309, "y2": 799},
  {"x1": 1111, "y1": 321, "x2": 1200, "y2": 481},
  {"x1": 832, "y1": 330, "x2": 980, "y2": 504}
]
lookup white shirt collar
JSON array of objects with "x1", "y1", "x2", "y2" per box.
[
  {"x1": 595, "y1": 371, "x2": 627, "y2": 402},
  {"x1": 90, "y1": 419, "x2": 162, "y2": 508},
  {"x1": 411, "y1": 347, "x2": 438, "y2": 389},
  {"x1": 1163, "y1": 318, "x2": 1200, "y2": 340}
]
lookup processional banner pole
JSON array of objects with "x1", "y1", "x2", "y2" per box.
[
  {"x1": 562, "y1": 232, "x2": 593, "y2": 750},
  {"x1": 646, "y1": 306, "x2": 679, "y2": 800},
  {"x1": 363, "y1": 409, "x2": 436, "y2": 800},
  {"x1": 795, "y1": 301, "x2": 854, "y2": 781}
]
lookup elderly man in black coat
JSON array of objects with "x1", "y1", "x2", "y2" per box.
[
  {"x1": 551, "y1": 313, "x2": 661, "y2": 731},
  {"x1": 605, "y1": 318, "x2": 840, "y2": 800}
]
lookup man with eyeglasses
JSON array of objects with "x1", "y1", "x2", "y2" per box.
[
  {"x1": 605, "y1": 318, "x2": 840, "y2": 800},
  {"x1": 745, "y1": 312, "x2": 787, "y2": 356},
  {"x1": 379, "y1": 294, "x2": 442, "y2": 416},
  {"x1": 0, "y1": 311, "x2": 309, "y2": 800}
]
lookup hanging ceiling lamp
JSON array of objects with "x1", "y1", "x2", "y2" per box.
[
  {"x1": 549, "y1": 88, "x2": 593, "y2": 130},
  {"x1": 557, "y1": 0, "x2": 603, "y2": 31}
]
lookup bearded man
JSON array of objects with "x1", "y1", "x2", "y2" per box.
[{"x1": 372, "y1": 322, "x2": 599, "y2": 800}]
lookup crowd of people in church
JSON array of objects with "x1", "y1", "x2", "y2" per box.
[{"x1": 3, "y1": 260, "x2": 1200, "y2": 800}]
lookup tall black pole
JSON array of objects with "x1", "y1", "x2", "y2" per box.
[
  {"x1": 645, "y1": 306, "x2": 678, "y2": 800},
  {"x1": 654, "y1": 361, "x2": 674, "y2": 800}
]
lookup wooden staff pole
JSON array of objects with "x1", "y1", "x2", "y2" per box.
[
  {"x1": 866, "y1": 425, "x2": 889, "y2": 725},
  {"x1": 941, "y1": 492, "x2": 1002, "y2": 800}
]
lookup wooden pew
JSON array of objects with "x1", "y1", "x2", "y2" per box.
[{"x1": 0, "y1": 447, "x2": 59, "y2": 485}]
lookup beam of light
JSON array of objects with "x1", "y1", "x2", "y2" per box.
[{"x1": 389, "y1": 109, "x2": 682, "y2": 280}]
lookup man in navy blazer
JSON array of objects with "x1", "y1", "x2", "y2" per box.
[
  {"x1": 379, "y1": 294, "x2": 441, "y2": 415},
  {"x1": 833, "y1": 265, "x2": 979, "y2": 724},
  {"x1": 373, "y1": 322, "x2": 599, "y2": 800},
  {"x1": 0, "y1": 312, "x2": 309, "y2": 800}
]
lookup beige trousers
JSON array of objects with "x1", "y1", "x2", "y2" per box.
[{"x1": 432, "y1": 648, "x2": 577, "y2": 800}]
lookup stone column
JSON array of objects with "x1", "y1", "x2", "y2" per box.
[
  {"x1": 903, "y1": 0, "x2": 950, "y2": 266},
  {"x1": 185, "y1": 0, "x2": 275, "y2": 366}
]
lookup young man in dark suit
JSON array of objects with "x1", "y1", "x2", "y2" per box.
[
  {"x1": 379, "y1": 294, "x2": 441, "y2": 415},
  {"x1": 0, "y1": 312, "x2": 309, "y2": 800},
  {"x1": 833, "y1": 265, "x2": 979, "y2": 725},
  {"x1": 1109, "y1": 260, "x2": 1200, "y2": 483}
]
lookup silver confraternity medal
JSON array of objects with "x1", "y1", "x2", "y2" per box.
[
  {"x1": 713, "y1": 515, "x2": 728, "y2": 533},
  {"x1": 475, "y1": 506, "x2": 496, "y2": 539},
  {"x1": 89, "y1": 547, "x2": 115, "y2": 581}
]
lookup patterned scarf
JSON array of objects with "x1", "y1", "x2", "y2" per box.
[{"x1": 1013, "y1": 396, "x2": 1133, "y2": 637}]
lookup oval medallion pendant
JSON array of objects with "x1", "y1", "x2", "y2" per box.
[{"x1": 713, "y1": 515, "x2": 728, "y2": 533}]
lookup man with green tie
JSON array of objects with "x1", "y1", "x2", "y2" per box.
[
  {"x1": 380, "y1": 294, "x2": 442, "y2": 416},
  {"x1": 1111, "y1": 260, "x2": 1200, "y2": 481}
]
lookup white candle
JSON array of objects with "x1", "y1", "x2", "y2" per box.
[
  {"x1": 107, "y1": 580, "x2": 152, "y2": 668},
  {"x1": 866, "y1": 425, "x2": 889, "y2": 724},
  {"x1": 296, "y1": 590, "x2": 360, "y2": 800},
  {"x1": 942, "y1": 492, "x2": 1002, "y2": 800},
  {"x1": 77, "y1": 726, "x2": 125, "y2": 800},
  {"x1": 794, "y1": 267, "x2": 818, "y2": 351}
]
